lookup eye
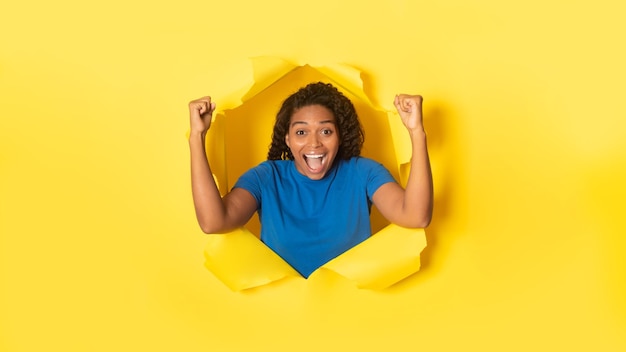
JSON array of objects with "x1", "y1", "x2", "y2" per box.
[
  {"x1": 295, "y1": 130, "x2": 305, "y2": 136},
  {"x1": 321, "y1": 129, "x2": 334, "y2": 135}
]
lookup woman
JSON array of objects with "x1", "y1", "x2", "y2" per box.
[{"x1": 189, "y1": 82, "x2": 433, "y2": 277}]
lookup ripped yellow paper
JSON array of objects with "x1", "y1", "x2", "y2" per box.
[
  {"x1": 204, "y1": 226, "x2": 426, "y2": 291},
  {"x1": 317, "y1": 225, "x2": 426, "y2": 290},
  {"x1": 204, "y1": 228, "x2": 300, "y2": 291},
  {"x1": 201, "y1": 57, "x2": 427, "y2": 291}
]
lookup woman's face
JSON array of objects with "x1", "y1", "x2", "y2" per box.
[{"x1": 285, "y1": 104, "x2": 340, "y2": 180}]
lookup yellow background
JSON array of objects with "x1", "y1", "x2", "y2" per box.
[{"x1": 1, "y1": 0, "x2": 625, "y2": 351}]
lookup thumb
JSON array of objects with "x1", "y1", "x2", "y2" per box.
[
  {"x1": 199, "y1": 101, "x2": 216, "y2": 117},
  {"x1": 208, "y1": 102, "x2": 216, "y2": 115}
]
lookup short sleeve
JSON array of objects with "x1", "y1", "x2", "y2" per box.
[
  {"x1": 233, "y1": 162, "x2": 274, "y2": 205},
  {"x1": 359, "y1": 158, "x2": 397, "y2": 200}
]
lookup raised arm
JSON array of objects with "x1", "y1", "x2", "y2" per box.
[
  {"x1": 372, "y1": 94, "x2": 433, "y2": 228},
  {"x1": 188, "y1": 96, "x2": 257, "y2": 234}
]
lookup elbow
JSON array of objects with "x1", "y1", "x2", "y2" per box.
[
  {"x1": 198, "y1": 220, "x2": 239, "y2": 235},
  {"x1": 417, "y1": 211, "x2": 433, "y2": 228},
  {"x1": 198, "y1": 220, "x2": 227, "y2": 235},
  {"x1": 195, "y1": 210, "x2": 231, "y2": 234},
  {"x1": 200, "y1": 226, "x2": 217, "y2": 234},
  {"x1": 395, "y1": 200, "x2": 433, "y2": 228},
  {"x1": 416, "y1": 217, "x2": 432, "y2": 229},
  {"x1": 398, "y1": 210, "x2": 432, "y2": 229},
  {"x1": 405, "y1": 217, "x2": 431, "y2": 229},
  {"x1": 414, "y1": 206, "x2": 433, "y2": 228}
]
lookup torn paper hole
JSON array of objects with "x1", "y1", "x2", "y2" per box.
[{"x1": 201, "y1": 57, "x2": 427, "y2": 291}]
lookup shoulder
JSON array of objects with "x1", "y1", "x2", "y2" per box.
[
  {"x1": 334, "y1": 157, "x2": 393, "y2": 183},
  {"x1": 342, "y1": 157, "x2": 396, "y2": 190},
  {"x1": 235, "y1": 160, "x2": 292, "y2": 196},
  {"x1": 342, "y1": 156, "x2": 387, "y2": 171},
  {"x1": 242, "y1": 160, "x2": 291, "y2": 179}
]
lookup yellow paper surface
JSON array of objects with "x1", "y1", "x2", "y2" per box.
[
  {"x1": 204, "y1": 225, "x2": 426, "y2": 291},
  {"x1": 203, "y1": 228, "x2": 300, "y2": 291},
  {"x1": 3, "y1": 1, "x2": 626, "y2": 350},
  {"x1": 319, "y1": 225, "x2": 426, "y2": 290}
]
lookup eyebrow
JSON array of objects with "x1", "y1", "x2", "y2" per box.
[{"x1": 290, "y1": 120, "x2": 335, "y2": 127}]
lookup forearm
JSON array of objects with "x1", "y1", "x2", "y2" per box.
[
  {"x1": 402, "y1": 129, "x2": 434, "y2": 227},
  {"x1": 189, "y1": 132, "x2": 228, "y2": 233}
]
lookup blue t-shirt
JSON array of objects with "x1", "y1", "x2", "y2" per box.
[{"x1": 233, "y1": 156, "x2": 396, "y2": 277}]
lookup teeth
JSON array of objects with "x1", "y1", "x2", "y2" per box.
[{"x1": 306, "y1": 154, "x2": 324, "y2": 158}]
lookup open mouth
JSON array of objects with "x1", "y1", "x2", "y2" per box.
[{"x1": 304, "y1": 154, "x2": 325, "y2": 173}]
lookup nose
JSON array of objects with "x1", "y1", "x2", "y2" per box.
[{"x1": 307, "y1": 134, "x2": 321, "y2": 147}]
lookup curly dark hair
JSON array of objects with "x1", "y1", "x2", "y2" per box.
[{"x1": 267, "y1": 82, "x2": 364, "y2": 161}]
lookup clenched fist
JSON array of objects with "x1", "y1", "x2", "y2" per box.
[
  {"x1": 394, "y1": 94, "x2": 424, "y2": 132},
  {"x1": 189, "y1": 96, "x2": 216, "y2": 135}
]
